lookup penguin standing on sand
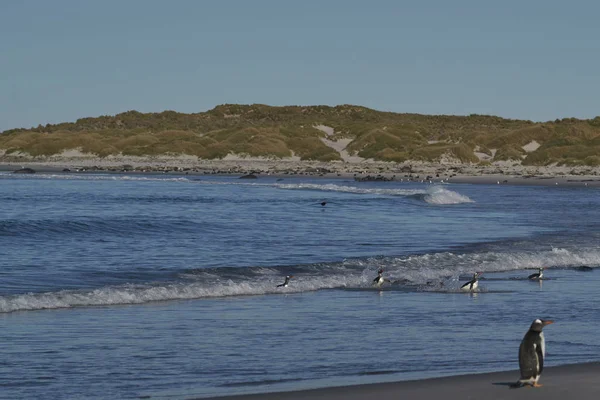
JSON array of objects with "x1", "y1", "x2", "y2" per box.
[
  {"x1": 460, "y1": 272, "x2": 482, "y2": 291},
  {"x1": 277, "y1": 275, "x2": 293, "y2": 288},
  {"x1": 528, "y1": 267, "x2": 545, "y2": 280},
  {"x1": 517, "y1": 319, "x2": 554, "y2": 387}
]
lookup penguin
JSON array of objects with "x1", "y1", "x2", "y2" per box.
[
  {"x1": 528, "y1": 267, "x2": 545, "y2": 280},
  {"x1": 517, "y1": 319, "x2": 554, "y2": 387},
  {"x1": 460, "y1": 272, "x2": 482, "y2": 291},
  {"x1": 276, "y1": 275, "x2": 293, "y2": 288},
  {"x1": 320, "y1": 201, "x2": 327, "y2": 207},
  {"x1": 372, "y1": 269, "x2": 390, "y2": 288}
]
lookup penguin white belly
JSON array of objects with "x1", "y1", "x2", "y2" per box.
[
  {"x1": 460, "y1": 280, "x2": 478, "y2": 291},
  {"x1": 533, "y1": 343, "x2": 540, "y2": 372}
]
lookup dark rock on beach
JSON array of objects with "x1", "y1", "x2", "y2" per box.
[
  {"x1": 239, "y1": 173, "x2": 258, "y2": 179},
  {"x1": 354, "y1": 174, "x2": 395, "y2": 182},
  {"x1": 13, "y1": 167, "x2": 36, "y2": 174}
]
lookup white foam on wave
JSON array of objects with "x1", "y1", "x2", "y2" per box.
[
  {"x1": 0, "y1": 172, "x2": 190, "y2": 183},
  {"x1": 422, "y1": 186, "x2": 474, "y2": 205},
  {"x1": 274, "y1": 182, "x2": 423, "y2": 196},
  {"x1": 5, "y1": 174, "x2": 474, "y2": 205},
  {"x1": 196, "y1": 181, "x2": 474, "y2": 205},
  {"x1": 3, "y1": 247, "x2": 599, "y2": 313},
  {"x1": 0, "y1": 274, "x2": 366, "y2": 313},
  {"x1": 371, "y1": 246, "x2": 600, "y2": 285},
  {"x1": 273, "y1": 182, "x2": 474, "y2": 204}
]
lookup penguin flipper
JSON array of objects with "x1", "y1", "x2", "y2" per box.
[
  {"x1": 460, "y1": 280, "x2": 473, "y2": 290},
  {"x1": 276, "y1": 283, "x2": 284, "y2": 288},
  {"x1": 536, "y1": 344, "x2": 544, "y2": 375}
]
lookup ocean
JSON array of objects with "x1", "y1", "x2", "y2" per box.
[{"x1": 1, "y1": 172, "x2": 599, "y2": 399}]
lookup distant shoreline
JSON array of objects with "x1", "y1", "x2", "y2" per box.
[{"x1": 2, "y1": 157, "x2": 600, "y2": 187}]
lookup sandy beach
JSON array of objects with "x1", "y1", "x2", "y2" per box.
[{"x1": 202, "y1": 363, "x2": 600, "y2": 400}]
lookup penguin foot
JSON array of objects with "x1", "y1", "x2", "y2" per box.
[{"x1": 533, "y1": 383, "x2": 543, "y2": 388}]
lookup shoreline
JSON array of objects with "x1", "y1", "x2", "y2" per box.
[
  {"x1": 200, "y1": 362, "x2": 600, "y2": 400},
  {"x1": 2, "y1": 158, "x2": 600, "y2": 187}
]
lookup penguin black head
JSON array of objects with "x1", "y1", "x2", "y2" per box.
[
  {"x1": 529, "y1": 319, "x2": 554, "y2": 332},
  {"x1": 378, "y1": 268, "x2": 384, "y2": 275},
  {"x1": 320, "y1": 201, "x2": 327, "y2": 206}
]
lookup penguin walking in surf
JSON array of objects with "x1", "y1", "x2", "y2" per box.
[
  {"x1": 528, "y1": 267, "x2": 545, "y2": 280},
  {"x1": 277, "y1": 275, "x2": 293, "y2": 288},
  {"x1": 372, "y1": 269, "x2": 390, "y2": 288},
  {"x1": 517, "y1": 319, "x2": 554, "y2": 387},
  {"x1": 460, "y1": 272, "x2": 482, "y2": 291}
]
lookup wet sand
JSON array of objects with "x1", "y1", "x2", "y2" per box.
[{"x1": 201, "y1": 362, "x2": 600, "y2": 400}]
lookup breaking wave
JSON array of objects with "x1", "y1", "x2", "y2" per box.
[
  {"x1": 2, "y1": 172, "x2": 474, "y2": 205},
  {"x1": 2, "y1": 247, "x2": 598, "y2": 313},
  {"x1": 273, "y1": 182, "x2": 423, "y2": 196},
  {"x1": 0, "y1": 172, "x2": 190, "y2": 183},
  {"x1": 415, "y1": 186, "x2": 474, "y2": 205},
  {"x1": 273, "y1": 183, "x2": 473, "y2": 204}
]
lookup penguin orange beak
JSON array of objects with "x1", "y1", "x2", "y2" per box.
[{"x1": 542, "y1": 320, "x2": 554, "y2": 326}]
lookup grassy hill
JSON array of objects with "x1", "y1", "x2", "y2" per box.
[{"x1": 2, "y1": 104, "x2": 600, "y2": 166}]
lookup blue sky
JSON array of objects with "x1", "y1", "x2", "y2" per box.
[{"x1": 1, "y1": 0, "x2": 598, "y2": 131}]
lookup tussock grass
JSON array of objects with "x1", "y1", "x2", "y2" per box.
[
  {"x1": 2, "y1": 104, "x2": 600, "y2": 165},
  {"x1": 493, "y1": 144, "x2": 525, "y2": 161},
  {"x1": 412, "y1": 143, "x2": 479, "y2": 163}
]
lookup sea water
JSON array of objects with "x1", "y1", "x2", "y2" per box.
[{"x1": 1, "y1": 172, "x2": 599, "y2": 399}]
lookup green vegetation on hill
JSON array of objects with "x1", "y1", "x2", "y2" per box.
[{"x1": 1, "y1": 104, "x2": 600, "y2": 165}]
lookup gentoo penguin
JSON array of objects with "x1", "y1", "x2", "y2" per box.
[
  {"x1": 528, "y1": 267, "x2": 545, "y2": 280},
  {"x1": 460, "y1": 272, "x2": 482, "y2": 291},
  {"x1": 277, "y1": 275, "x2": 293, "y2": 288},
  {"x1": 517, "y1": 319, "x2": 554, "y2": 387},
  {"x1": 372, "y1": 269, "x2": 390, "y2": 288}
]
